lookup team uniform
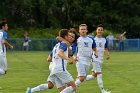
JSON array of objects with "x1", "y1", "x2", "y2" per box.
[
  {"x1": 91, "y1": 36, "x2": 108, "y2": 72},
  {"x1": 0, "y1": 29, "x2": 7, "y2": 75},
  {"x1": 76, "y1": 36, "x2": 96, "y2": 77},
  {"x1": 47, "y1": 42, "x2": 74, "y2": 88},
  {"x1": 26, "y1": 42, "x2": 76, "y2": 93}
]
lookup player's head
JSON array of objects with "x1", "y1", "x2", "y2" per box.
[
  {"x1": 79, "y1": 24, "x2": 88, "y2": 36},
  {"x1": 0, "y1": 22, "x2": 8, "y2": 31},
  {"x1": 96, "y1": 24, "x2": 104, "y2": 37},
  {"x1": 59, "y1": 29, "x2": 69, "y2": 41},
  {"x1": 68, "y1": 28, "x2": 79, "y2": 43}
]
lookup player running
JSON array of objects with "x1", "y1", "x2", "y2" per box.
[
  {"x1": 26, "y1": 29, "x2": 77, "y2": 93},
  {"x1": 86, "y1": 24, "x2": 111, "y2": 93},
  {"x1": 74, "y1": 24, "x2": 98, "y2": 89}
]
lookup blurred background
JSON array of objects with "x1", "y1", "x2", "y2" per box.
[{"x1": 0, "y1": 0, "x2": 140, "y2": 51}]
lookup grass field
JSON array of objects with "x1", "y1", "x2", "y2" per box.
[{"x1": 0, "y1": 51, "x2": 140, "y2": 93}]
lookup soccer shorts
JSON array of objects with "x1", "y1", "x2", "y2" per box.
[
  {"x1": 91, "y1": 61, "x2": 103, "y2": 73},
  {"x1": 47, "y1": 71, "x2": 74, "y2": 88},
  {"x1": 76, "y1": 62, "x2": 90, "y2": 77}
]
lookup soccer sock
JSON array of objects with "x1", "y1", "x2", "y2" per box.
[
  {"x1": 31, "y1": 84, "x2": 48, "y2": 93},
  {"x1": 75, "y1": 79, "x2": 81, "y2": 87},
  {"x1": 97, "y1": 74, "x2": 105, "y2": 93},
  {"x1": 60, "y1": 86, "x2": 73, "y2": 93},
  {"x1": 86, "y1": 75, "x2": 95, "y2": 80},
  {"x1": 0, "y1": 69, "x2": 5, "y2": 78}
]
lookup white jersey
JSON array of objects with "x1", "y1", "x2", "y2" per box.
[
  {"x1": 0, "y1": 30, "x2": 7, "y2": 56},
  {"x1": 0, "y1": 32, "x2": 3, "y2": 54},
  {"x1": 92, "y1": 36, "x2": 108, "y2": 62},
  {"x1": 51, "y1": 42, "x2": 68, "y2": 74},
  {"x1": 77, "y1": 36, "x2": 96, "y2": 65}
]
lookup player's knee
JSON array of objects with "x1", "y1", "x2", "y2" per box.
[
  {"x1": 48, "y1": 82, "x2": 54, "y2": 89},
  {"x1": 79, "y1": 77, "x2": 85, "y2": 82},
  {"x1": 92, "y1": 72, "x2": 97, "y2": 77},
  {"x1": 71, "y1": 84, "x2": 77, "y2": 91}
]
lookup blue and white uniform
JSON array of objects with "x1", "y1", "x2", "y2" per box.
[
  {"x1": 76, "y1": 36, "x2": 96, "y2": 76},
  {"x1": 47, "y1": 42, "x2": 74, "y2": 88},
  {"x1": 0, "y1": 29, "x2": 7, "y2": 75},
  {"x1": 92, "y1": 36, "x2": 108, "y2": 72}
]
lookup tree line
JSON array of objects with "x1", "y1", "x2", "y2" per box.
[{"x1": 0, "y1": 0, "x2": 139, "y2": 38}]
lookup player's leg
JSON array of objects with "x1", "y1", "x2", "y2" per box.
[
  {"x1": 26, "y1": 82, "x2": 52, "y2": 93},
  {"x1": 86, "y1": 61, "x2": 97, "y2": 80},
  {"x1": 0, "y1": 56, "x2": 6, "y2": 78},
  {"x1": 26, "y1": 74, "x2": 55, "y2": 93},
  {"x1": 3, "y1": 56, "x2": 7, "y2": 72},
  {"x1": 95, "y1": 62, "x2": 110, "y2": 93},
  {"x1": 60, "y1": 81, "x2": 76, "y2": 93},
  {"x1": 55, "y1": 76, "x2": 66, "y2": 92},
  {"x1": 56, "y1": 71, "x2": 76, "y2": 93},
  {"x1": 75, "y1": 63, "x2": 89, "y2": 87}
]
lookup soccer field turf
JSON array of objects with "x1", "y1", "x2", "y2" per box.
[{"x1": 0, "y1": 51, "x2": 140, "y2": 93}]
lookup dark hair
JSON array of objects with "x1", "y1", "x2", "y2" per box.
[
  {"x1": 97, "y1": 24, "x2": 104, "y2": 29},
  {"x1": 59, "y1": 29, "x2": 69, "y2": 38},
  {"x1": 69, "y1": 28, "x2": 79, "y2": 43},
  {"x1": 0, "y1": 22, "x2": 7, "y2": 29}
]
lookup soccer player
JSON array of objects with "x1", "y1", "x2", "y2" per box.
[
  {"x1": 26, "y1": 29, "x2": 77, "y2": 93},
  {"x1": 86, "y1": 24, "x2": 111, "y2": 93},
  {"x1": 74, "y1": 24, "x2": 98, "y2": 89},
  {"x1": 0, "y1": 22, "x2": 13, "y2": 78}
]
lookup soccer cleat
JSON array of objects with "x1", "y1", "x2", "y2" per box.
[
  {"x1": 26, "y1": 87, "x2": 31, "y2": 93},
  {"x1": 102, "y1": 90, "x2": 111, "y2": 93}
]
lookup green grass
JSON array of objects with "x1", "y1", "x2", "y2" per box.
[{"x1": 0, "y1": 51, "x2": 140, "y2": 93}]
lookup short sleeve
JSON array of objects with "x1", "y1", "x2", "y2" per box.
[
  {"x1": 59, "y1": 43, "x2": 67, "y2": 51},
  {"x1": 3, "y1": 31, "x2": 7, "y2": 40},
  {"x1": 105, "y1": 39, "x2": 108, "y2": 48},
  {"x1": 92, "y1": 39, "x2": 96, "y2": 48},
  {"x1": 71, "y1": 43, "x2": 77, "y2": 55},
  {"x1": 50, "y1": 51, "x2": 53, "y2": 57}
]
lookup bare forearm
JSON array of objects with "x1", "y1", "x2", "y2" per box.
[
  {"x1": 47, "y1": 55, "x2": 52, "y2": 62},
  {"x1": 58, "y1": 51, "x2": 69, "y2": 60},
  {"x1": 3, "y1": 40, "x2": 13, "y2": 48}
]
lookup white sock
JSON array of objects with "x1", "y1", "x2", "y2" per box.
[
  {"x1": 31, "y1": 84, "x2": 48, "y2": 93},
  {"x1": 86, "y1": 75, "x2": 95, "y2": 80},
  {"x1": 60, "y1": 86, "x2": 73, "y2": 93},
  {"x1": 0, "y1": 69, "x2": 5, "y2": 78},
  {"x1": 97, "y1": 74, "x2": 105, "y2": 93},
  {"x1": 75, "y1": 79, "x2": 81, "y2": 87}
]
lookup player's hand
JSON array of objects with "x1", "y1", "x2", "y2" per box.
[
  {"x1": 67, "y1": 58, "x2": 73, "y2": 64},
  {"x1": 106, "y1": 55, "x2": 110, "y2": 60},
  {"x1": 73, "y1": 56, "x2": 78, "y2": 62},
  {"x1": 94, "y1": 52, "x2": 98, "y2": 58},
  {"x1": 66, "y1": 41, "x2": 71, "y2": 47},
  {"x1": 9, "y1": 45, "x2": 13, "y2": 49}
]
